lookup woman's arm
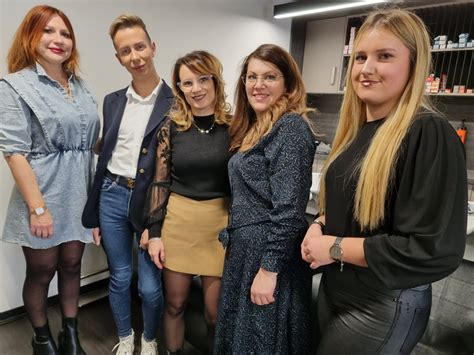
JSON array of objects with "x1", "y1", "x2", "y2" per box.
[
  {"x1": 251, "y1": 115, "x2": 316, "y2": 305},
  {"x1": 302, "y1": 116, "x2": 467, "y2": 289},
  {"x1": 5, "y1": 155, "x2": 53, "y2": 238},
  {"x1": 141, "y1": 119, "x2": 172, "y2": 268},
  {"x1": 301, "y1": 221, "x2": 367, "y2": 269},
  {"x1": 1, "y1": 81, "x2": 53, "y2": 238}
]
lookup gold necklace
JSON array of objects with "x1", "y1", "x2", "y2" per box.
[
  {"x1": 192, "y1": 118, "x2": 215, "y2": 134},
  {"x1": 63, "y1": 82, "x2": 73, "y2": 98}
]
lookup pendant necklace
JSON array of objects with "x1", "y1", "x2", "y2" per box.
[{"x1": 192, "y1": 118, "x2": 215, "y2": 134}]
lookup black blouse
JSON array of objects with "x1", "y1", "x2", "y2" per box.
[
  {"x1": 170, "y1": 114, "x2": 230, "y2": 200},
  {"x1": 144, "y1": 115, "x2": 230, "y2": 238},
  {"x1": 325, "y1": 113, "x2": 467, "y2": 289}
]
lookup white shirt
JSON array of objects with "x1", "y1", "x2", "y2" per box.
[{"x1": 107, "y1": 80, "x2": 163, "y2": 178}]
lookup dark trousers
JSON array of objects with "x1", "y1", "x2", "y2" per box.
[{"x1": 316, "y1": 264, "x2": 431, "y2": 355}]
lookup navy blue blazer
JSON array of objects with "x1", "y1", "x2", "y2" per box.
[{"x1": 82, "y1": 81, "x2": 174, "y2": 232}]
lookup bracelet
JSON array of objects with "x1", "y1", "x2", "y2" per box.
[{"x1": 312, "y1": 219, "x2": 325, "y2": 233}]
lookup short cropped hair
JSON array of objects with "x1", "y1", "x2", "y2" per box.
[{"x1": 109, "y1": 14, "x2": 151, "y2": 44}]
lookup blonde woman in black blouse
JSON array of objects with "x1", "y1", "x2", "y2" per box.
[
  {"x1": 301, "y1": 9, "x2": 467, "y2": 354},
  {"x1": 141, "y1": 51, "x2": 231, "y2": 355}
]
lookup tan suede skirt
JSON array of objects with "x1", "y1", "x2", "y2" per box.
[{"x1": 161, "y1": 192, "x2": 229, "y2": 276}]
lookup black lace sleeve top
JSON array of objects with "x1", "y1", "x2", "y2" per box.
[{"x1": 144, "y1": 115, "x2": 230, "y2": 238}]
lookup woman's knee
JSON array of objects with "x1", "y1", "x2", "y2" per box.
[
  {"x1": 58, "y1": 258, "x2": 81, "y2": 277},
  {"x1": 204, "y1": 303, "x2": 218, "y2": 327},
  {"x1": 165, "y1": 298, "x2": 187, "y2": 318},
  {"x1": 26, "y1": 263, "x2": 57, "y2": 285},
  {"x1": 204, "y1": 312, "x2": 217, "y2": 328}
]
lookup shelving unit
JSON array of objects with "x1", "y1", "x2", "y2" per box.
[{"x1": 339, "y1": 2, "x2": 474, "y2": 95}]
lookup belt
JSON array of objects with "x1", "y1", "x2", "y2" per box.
[{"x1": 105, "y1": 170, "x2": 135, "y2": 189}]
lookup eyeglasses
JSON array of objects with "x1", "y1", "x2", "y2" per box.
[
  {"x1": 242, "y1": 73, "x2": 283, "y2": 86},
  {"x1": 177, "y1": 75, "x2": 213, "y2": 92}
]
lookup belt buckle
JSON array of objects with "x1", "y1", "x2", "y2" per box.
[{"x1": 126, "y1": 178, "x2": 135, "y2": 189}]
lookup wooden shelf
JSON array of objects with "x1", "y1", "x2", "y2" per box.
[
  {"x1": 427, "y1": 93, "x2": 474, "y2": 96},
  {"x1": 320, "y1": 91, "x2": 474, "y2": 97},
  {"x1": 342, "y1": 47, "x2": 474, "y2": 57},
  {"x1": 431, "y1": 47, "x2": 474, "y2": 53}
]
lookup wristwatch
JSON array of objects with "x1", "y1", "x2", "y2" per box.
[
  {"x1": 30, "y1": 206, "x2": 46, "y2": 216},
  {"x1": 329, "y1": 237, "x2": 344, "y2": 271}
]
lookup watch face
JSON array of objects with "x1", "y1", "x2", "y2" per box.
[
  {"x1": 35, "y1": 207, "x2": 45, "y2": 215},
  {"x1": 330, "y1": 244, "x2": 342, "y2": 261}
]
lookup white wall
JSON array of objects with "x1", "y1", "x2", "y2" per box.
[{"x1": 0, "y1": 0, "x2": 291, "y2": 313}]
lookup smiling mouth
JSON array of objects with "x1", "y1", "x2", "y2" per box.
[
  {"x1": 253, "y1": 93, "x2": 269, "y2": 100},
  {"x1": 361, "y1": 80, "x2": 379, "y2": 87},
  {"x1": 193, "y1": 94, "x2": 205, "y2": 101},
  {"x1": 132, "y1": 64, "x2": 145, "y2": 71},
  {"x1": 49, "y1": 48, "x2": 64, "y2": 54}
]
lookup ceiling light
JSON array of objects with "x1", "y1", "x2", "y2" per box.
[{"x1": 274, "y1": 0, "x2": 388, "y2": 19}]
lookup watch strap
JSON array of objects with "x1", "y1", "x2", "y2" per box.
[
  {"x1": 330, "y1": 237, "x2": 344, "y2": 272},
  {"x1": 30, "y1": 206, "x2": 47, "y2": 216}
]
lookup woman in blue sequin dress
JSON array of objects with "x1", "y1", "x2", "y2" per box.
[{"x1": 214, "y1": 44, "x2": 316, "y2": 354}]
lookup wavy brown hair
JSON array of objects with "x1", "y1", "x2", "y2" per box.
[
  {"x1": 170, "y1": 50, "x2": 231, "y2": 130},
  {"x1": 230, "y1": 44, "x2": 313, "y2": 152},
  {"x1": 7, "y1": 5, "x2": 79, "y2": 74}
]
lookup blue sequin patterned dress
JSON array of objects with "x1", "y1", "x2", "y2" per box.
[
  {"x1": 215, "y1": 113, "x2": 316, "y2": 354},
  {"x1": 0, "y1": 64, "x2": 100, "y2": 249}
]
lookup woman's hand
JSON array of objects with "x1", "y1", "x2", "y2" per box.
[
  {"x1": 141, "y1": 229, "x2": 166, "y2": 269},
  {"x1": 92, "y1": 227, "x2": 101, "y2": 246},
  {"x1": 140, "y1": 229, "x2": 150, "y2": 249},
  {"x1": 30, "y1": 209, "x2": 54, "y2": 238},
  {"x1": 250, "y1": 268, "x2": 277, "y2": 305},
  {"x1": 301, "y1": 223, "x2": 335, "y2": 269}
]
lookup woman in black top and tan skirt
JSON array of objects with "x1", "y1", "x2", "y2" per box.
[{"x1": 141, "y1": 50, "x2": 231, "y2": 355}]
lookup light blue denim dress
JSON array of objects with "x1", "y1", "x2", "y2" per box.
[{"x1": 0, "y1": 63, "x2": 100, "y2": 248}]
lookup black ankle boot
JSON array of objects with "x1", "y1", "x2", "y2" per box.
[
  {"x1": 57, "y1": 318, "x2": 86, "y2": 355},
  {"x1": 32, "y1": 336, "x2": 59, "y2": 355}
]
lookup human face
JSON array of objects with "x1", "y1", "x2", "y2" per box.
[
  {"x1": 351, "y1": 28, "x2": 411, "y2": 121},
  {"x1": 245, "y1": 58, "x2": 285, "y2": 117},
  {"x1": 114, "y1": 26, "x2": 156, "y2": 80},
  {"x1": 178, "y1": 65, "x2": 216, "y2": 116},
  {"x1": 36, "y1": 15, "x2": 73, "y2": 69}
]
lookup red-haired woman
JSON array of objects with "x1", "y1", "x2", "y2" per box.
[{"x1": 0, "y1": 5, "x2": 99, "y2": 355}]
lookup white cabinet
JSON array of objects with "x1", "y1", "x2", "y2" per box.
[{"x1": 302, "y1": 17, "x2": 346, "y2": 94}]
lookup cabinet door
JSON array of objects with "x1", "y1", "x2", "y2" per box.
[{"x1": 303, "y1": 17, "x2": 346, "y2": 94}]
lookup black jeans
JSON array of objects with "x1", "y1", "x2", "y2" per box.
[{"x1": 316, "y1": 264, "x2": 431, "y2": 355}]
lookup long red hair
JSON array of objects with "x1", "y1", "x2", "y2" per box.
[{"x1": 7, "y1": 5, "x2": 79, "y2": 74}]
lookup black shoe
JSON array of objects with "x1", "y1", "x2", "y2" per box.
[
  {"x1": 32, "y1": 336, "x2": 59, "y2": 355},
  {"x1": 57, "y1": 318, "x2": 86, "y2": 355}
]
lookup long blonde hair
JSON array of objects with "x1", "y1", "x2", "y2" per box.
[
  {"x1": 319, "y1": 9, "x2": 435, "y2": 231},
  {"x1": 230, "y1": 44, "x2": 313, "y2": 152},
  {"x1": 170, "y1": 51, "x2": 230, "y2": 130}
]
